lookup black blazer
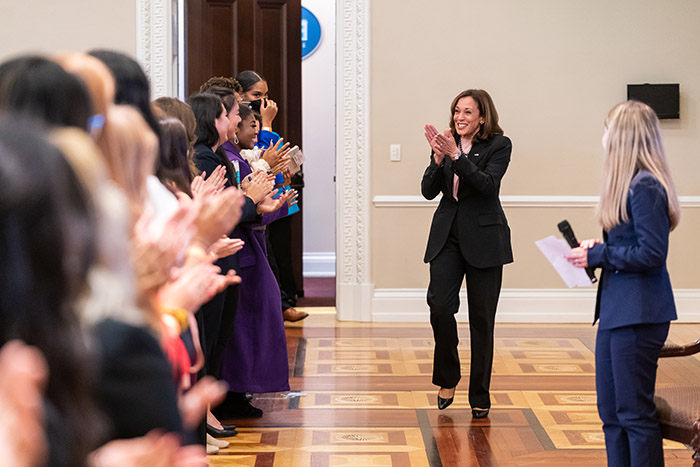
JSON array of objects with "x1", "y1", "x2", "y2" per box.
[
  {"x1": 193, "y1": 143, "x2": 260, "y2": 272},
  {"x1": 421, "y1": 134, "x2": 513, "y2": 268}
]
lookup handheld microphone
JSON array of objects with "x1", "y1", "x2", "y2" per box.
[{"x1": 557, "y1": 220, "x2": 597, "y2": 283}]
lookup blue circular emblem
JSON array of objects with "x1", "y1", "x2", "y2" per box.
[{"x1": 301, "y1": 7, "x2": 322, "y2": 60}]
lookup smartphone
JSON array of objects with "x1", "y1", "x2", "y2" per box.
[{"x1": 249, "y1": 99, "x2": 263, "y2": 113}]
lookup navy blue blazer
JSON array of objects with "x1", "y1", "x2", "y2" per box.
[
  {"x1": 421, "y1": 134, "x2": 513, "y2": 268},
  {"x1": 587, "y1": 171, "x2": 677, "y2": 330}
]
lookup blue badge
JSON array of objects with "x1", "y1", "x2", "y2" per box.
[{"x1": 301, "y1": 7, "x2": 322, "y2": 60}]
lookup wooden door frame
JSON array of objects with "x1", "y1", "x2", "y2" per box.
[{"x1": 136, "y1": 0, "x2": 372, "y2": 321}]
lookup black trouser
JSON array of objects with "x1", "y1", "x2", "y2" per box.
[
  {"x1": 206, "y1": 284, "x2": 239, "y2": 379},
  {"x1": 267, "y1": 215, "x2": 297, "y2": 310},
  {"x1": 427, "y1": 219, "x2": 503, "y2": 409}
]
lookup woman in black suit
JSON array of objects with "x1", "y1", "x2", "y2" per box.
[{"x1": 422, "y1": 89, "x2": 513, "y2": 418}]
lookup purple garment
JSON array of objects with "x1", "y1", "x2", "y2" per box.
[{"x1": 219, "y1": 141, "x2": 290, "y2": 393}]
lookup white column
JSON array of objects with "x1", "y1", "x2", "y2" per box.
[{"x1": 335, "y1": 0, "x2": 372, "y2": 321}]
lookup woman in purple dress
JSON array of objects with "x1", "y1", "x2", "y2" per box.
[{"x1": 217, "y1": 102, "x2": 297, "y2": 418}]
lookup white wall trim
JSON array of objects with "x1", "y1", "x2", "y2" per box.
[
  {"x1": 303, "y1": 252, "x2": 337, "y2": 277},
  {"x1": 136, "y1": 0, "x2": 173, "y2": 98},
  {"x1": 372, "y1": 288, "x2": 700, "y2": 323},
  {"x1": 335, "y1": 0, "x2": 371, "y2": 321},
  {"x1": 373, "y1": 195, "x2": 700, "y2": 209}
]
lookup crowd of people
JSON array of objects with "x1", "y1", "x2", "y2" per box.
[{"x1": 0, "y1": 50, "x2": 306, "y2": 465}]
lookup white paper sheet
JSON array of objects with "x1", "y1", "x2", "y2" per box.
[{"x1": 535, "y1": 235, "x2": 593, "y2": 288}]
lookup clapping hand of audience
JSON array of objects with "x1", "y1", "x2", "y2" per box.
[
  {"x1": 157, "y1": 261, "x2": 222, "y2": 314},
  {"x1": 191, "y1": 186, "x2": 244, "y2": 251},
  {"x1": 208, "y1": 269, "x2": 242, "y2": 298},
  {"x1": 191, "y1": 165, "x2": 227, "y2": 199},
  {"x1": 282, "y1": 167, "x2": 293, "y2": 186},
  {"x1": 132, "y1": 201, "x2": 197, "y2": 296},
  {"x1": 209, "y1": 236, "x2": 245, "y2": 259},
  {"x1": 285, "y1": 188, "x2": 299, "y2": 207},
  {"x1": 260, "y1": 140, "x2": 291, "y2": 175},
  {"x1": 242, "y1": 170, "x2": 275, "y2": 204},
  {"x1": 89, "y1": 431, "x2": 207, "y2": 467},
  {"x1": 178, "y1": 376, "x2": 227, "y2": 429},
  {"x1": 0, "y1": 341, "x2": 48, "y2": 467},
  {"x1": 256, "y1": 188, "x2": 298, "y2": 214}
]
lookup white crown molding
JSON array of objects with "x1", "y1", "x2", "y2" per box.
[
  {"x1": 336, "y1": 0, "x2": 371, "y2": 321},
  {"x1": 372, "y1": 195, "x2": 700, "y2": 208},
  {"x1": 372, "y1": 288, "x2": 700, "y2": 323},
  {"x1": 136, "y1": 0, "x2": 173, "y2": 99}
]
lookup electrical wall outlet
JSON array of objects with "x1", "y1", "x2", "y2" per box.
[{"x1": 390, "y1": 144, "x2": 401, "y2": 161}]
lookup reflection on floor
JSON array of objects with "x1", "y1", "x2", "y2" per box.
[{"x1": 210, "y1": 311, "x2": 697, "y2": 466}]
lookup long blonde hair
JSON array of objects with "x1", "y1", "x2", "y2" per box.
[
  {"x1": 596, "y1": 100, "x2": 680, "y2": 232},
  {"x1": 97, "y1": 104, "x2": 158, "y2": 217}
]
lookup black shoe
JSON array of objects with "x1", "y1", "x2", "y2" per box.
[
  {"x1": 207, "y1": 424, "x2": 238, "y2": 438},
  {"x1": 471, "y1": 408, "x2": 490, "y2": 419},
  {"x1": 222, "y1": 423, "x2": 236, "y2": 430},
  {"x1": 437, "y1": 395, "x2": 454, "y2": 410},
  {"x1": 214, "y1": 393, "x2": 264, "y2": 419},
  {"x1": 437, "y1": 388, "x2": 455, "y2": 410}
]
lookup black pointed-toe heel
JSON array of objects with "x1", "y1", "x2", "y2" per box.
[
  {"x1": 437, "y1": 388, "x2": 455, "y2": 410},
  {"x1": 437, "y1": 395, "x2": 454, "y2": 410},
  {"x1": 207, "y1": 424, "x2": 238, "y2": 438},
  {"x1": 471, "y1": 408, "x2": 490, "y2": 419}
]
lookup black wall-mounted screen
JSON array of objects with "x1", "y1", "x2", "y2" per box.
[{"x1": 627, "y1": 83, "x2": 679, "y2": 119}]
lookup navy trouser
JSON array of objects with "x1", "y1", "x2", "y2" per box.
[{"x1": 595, "y1": 322, "x2": 670, "y2": 467}]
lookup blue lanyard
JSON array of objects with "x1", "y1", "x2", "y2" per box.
[{"x1": 232, "y1": 160, "x2": 241, "y2": 187}]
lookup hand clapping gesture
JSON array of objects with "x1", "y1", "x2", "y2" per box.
[
  {"x1": 260, "y1": 140, "x2": 291, "y2": 175},
  {"x1": 241, "y1": 170, "x2": 275, "y2": 204},
  {"x1": 256, "y1": 188, "x2": 297, "y2": 214},
  {"x1": 191, "y1": 165, "x2": 226, "y2": 199},
  {"x1": 192, "y1": 186, "x2": 244, "y2": 249}
]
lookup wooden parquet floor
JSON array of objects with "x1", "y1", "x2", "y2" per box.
[{"x1": 210, "y1": 309, "x2": 700, "y2": 466}]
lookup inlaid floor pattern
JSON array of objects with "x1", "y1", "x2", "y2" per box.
[{"x1": 210, "y1": 309, "x2": 699, "y2": 466}]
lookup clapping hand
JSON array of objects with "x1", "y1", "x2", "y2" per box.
[
  {"x1": 192, "y1": 187, "x2": 244, "y2": 249},
  {"x1": 209, "y1": 236, "x2": 245, "y2": 259},
  {"x1": 0, "y1": 341, "x2": 48, "y2": 467},
  {"x1": 434, "y1": 129, "x2": 459, "y2": 159},
  {"x1": 261, "y1": 139, "x2": 291, "y2": 174},
  {"x1": 424, "y1": 124, "x2": 445, "y2": 165},
  {"x1": 242, "y1": 170, "x2": 275, "y2": 204},
  {"x1": 89, "y1": 431, "x2": 206, "y2": 467},
  {"x1": 191, "y1": 165, "x2": 226, "y2": 199},
  {"x1": 132, "y1": 202, "x2": 197, "y2": 296},
  {"x1": 256, "y1": 189, "x2": 284, "y2": 214}
]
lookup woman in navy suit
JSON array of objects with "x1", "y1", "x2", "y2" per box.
[
  {"x1": 421, "y1": 89, "x2": 513, "y2": 418},
  {"x1": 567, "y1": 100, "x2": 680, "y2": 466}
]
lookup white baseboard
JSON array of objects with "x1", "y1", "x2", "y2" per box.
[
  {"x1": 337, "y1": 282, "x2": 373, "y2": 321},
  {"x1": 303, "y1": 252, "x2": 336, "y2": 277},
  {"x1": 372, "y1": 288, "x2": 700, "y2": 323}
]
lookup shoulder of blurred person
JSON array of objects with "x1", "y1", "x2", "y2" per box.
[{"x1": 92, "y1": 318, "x2": 187, "y2": 443}]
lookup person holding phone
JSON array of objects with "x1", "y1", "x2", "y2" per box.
[
  {"x1": 566, "y1": 100, "x2": 680, "y2": 466},
  {"x1": 236, "y1": 70, "x2": 278, "y2": 147},
  {"x1": 421, "y1": 89, "x2": 513, "y2": 418}
]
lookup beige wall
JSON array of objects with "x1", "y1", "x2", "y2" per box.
[
  {"x1": 0, "y1": 0, "x2": 137, "y2": 62},
  {"x1": 370, "y1": 0, "x2": 700, "y2": 294}
]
